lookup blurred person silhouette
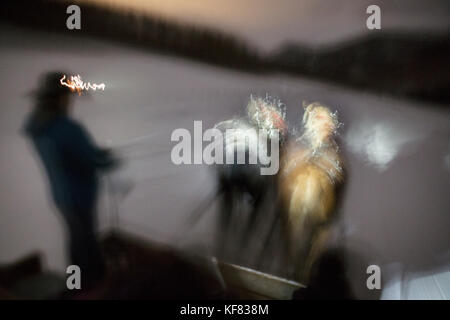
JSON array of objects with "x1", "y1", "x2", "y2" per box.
[{"x1": 23, "y1": 71, "x2": 119, "y2": 289}]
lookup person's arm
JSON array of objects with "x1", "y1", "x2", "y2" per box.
[{"x1": 61, "y1": 120, "x2": 120, "y2": 171}]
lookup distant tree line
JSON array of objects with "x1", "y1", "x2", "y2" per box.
[
  {"x1": 271, "y1": 32, "x2": 450, "y2": 105},
  {"x1": 1, "y1": 0, "x2": 449, "y2": 105},
  {"x1": 0, "y1": 0, "x2": 265, "y2": 72}
]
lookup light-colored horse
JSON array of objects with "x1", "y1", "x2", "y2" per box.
[{"x1": 279, "y1": 102, "x2": 344, "y2": 283}]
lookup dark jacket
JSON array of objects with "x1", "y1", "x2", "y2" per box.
[{"x1": 24, "y1": 112, "x2": 116, "y2": 212}]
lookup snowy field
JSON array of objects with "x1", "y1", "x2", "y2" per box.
[{"x1": 1, "y1": 25, "x2": 449, "y2": 298}]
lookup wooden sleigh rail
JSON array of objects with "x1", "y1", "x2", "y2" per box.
[
  {"x1": 100, "y1": 230, "x2": 304, "y2": 299},
  {"x1": 216, "y1": 260, "x2": 304, "y2": 299}
]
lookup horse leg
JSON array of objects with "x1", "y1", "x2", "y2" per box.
[
  {"x1": 300, "y1": 226, "x2": 331, "y2": 283},
  {"x1": 239, "y1": 189, "x2": 265, "y2": 251},
  {"x1": 216, "y1": 188, "x2": 234, "y2": 260},
  {"x1": 288, "y1": 217, "x2": 316, "y2": 283},
  {"x1": 255, "y1": 208, "x2": 281, "y2": 269}
]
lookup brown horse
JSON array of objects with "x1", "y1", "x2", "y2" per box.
[{"x1": 279, "y1": 102, "x2": 344, "y2": 283}]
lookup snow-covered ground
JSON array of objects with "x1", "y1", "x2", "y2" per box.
[{"x1": 1, "y1": 25, "x2": 449, "y2": 298}]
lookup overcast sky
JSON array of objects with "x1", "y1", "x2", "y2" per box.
[{"x1": 76, "y1": 0, "x2": 450, "y2": 51}]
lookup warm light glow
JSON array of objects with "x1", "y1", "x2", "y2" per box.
[{"x1": 60, "y1": 74, "x2": 105, "y2": 94}]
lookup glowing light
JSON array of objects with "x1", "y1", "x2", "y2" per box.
[
  {"x1": 60, "y1": 74, "x2": 105, "y2": 94},
  {"x1": 345, "y1": 120, "x2": 424, "y2": 172}
]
